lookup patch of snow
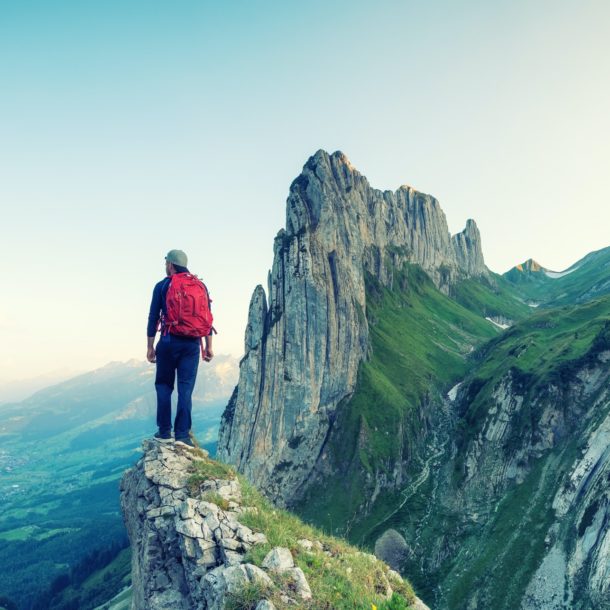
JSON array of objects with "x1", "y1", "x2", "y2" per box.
[
  {"x1": 448, "y1": 382, "x2": 462, "y2": 402},
  {"x1": 485, "y1": 317, "x2": 510, "y2": 330},
  {"x1": 544, "y1": 265, "x2": 580, "y2": 279}
]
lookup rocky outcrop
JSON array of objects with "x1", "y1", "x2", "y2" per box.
[
  {"x1": 120, "y1": 440, "x2": 271, "y2": 610},
  {"x1": 218, "y1": 149, "x2": 487, "y2": 505},
  {"x1": 451, "y1": 219, "x2": 485, "y2": 277},
  {"x1": 120, "y1": 440, "x2": 426, "y2": 610}
]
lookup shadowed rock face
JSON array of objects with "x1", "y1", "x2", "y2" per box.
[
  {"x1": 422, "y1": 353, "x2": 610, "y2": 610},
  {"x1": 217, "y1": 150, "x2": 487, "y2": 505}
]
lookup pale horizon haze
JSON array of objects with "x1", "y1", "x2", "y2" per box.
[{"x1": 1, "y1": 0, "x2": 609, "y2": 385}]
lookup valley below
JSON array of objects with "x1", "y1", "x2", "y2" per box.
[{"x1": 0, "y1": 357, "x2": 236, "y2": 610}]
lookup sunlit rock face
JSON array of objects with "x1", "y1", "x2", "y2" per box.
[{"x1": 217, "y1": 149, "x2": 486, "y2": 505}]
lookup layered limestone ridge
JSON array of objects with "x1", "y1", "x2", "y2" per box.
[
  {"x1": 218, "y1": 149, "x2": 487, "y2": 504},
  {"x1": 521, "y1": 360, "x2": 610, "y2": 609}
]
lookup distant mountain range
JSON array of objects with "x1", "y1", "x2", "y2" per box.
[
  {"x1": 503, "y1": 247, "x2": 610, "y2": 307},
  {"x1": 0, "y1": 355, "x2": 237, "y2": 610},
  {"x1": 0, "y1": 369, "x2": 83, "y2": 405},
  {"x1": 218, "y1": 150, "x2": 610, "y2": 610}
]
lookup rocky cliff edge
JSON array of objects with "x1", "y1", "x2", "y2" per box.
[{"x1": 120, "y1": 440, "x2": 430, "y2": 609}]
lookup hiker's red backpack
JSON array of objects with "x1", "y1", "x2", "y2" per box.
[{"x1": 162, "y1": 273, "x2": 214, "y2": 338}]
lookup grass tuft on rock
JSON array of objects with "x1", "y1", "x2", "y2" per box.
[
  {"x1": 200, "y1": 491, "x2": 231, "y2": 511},
  {"x1": 187, "y1": 458, "x2": 236, "y2": 495}
]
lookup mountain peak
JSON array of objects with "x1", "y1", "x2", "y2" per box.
[
  {"x1": 464, "y1": 218, "x2": 479, "y2": 233},
  {"x1": 503, "y1": 258, "x2": 549, "y2": 286},
  {"x1": 514, "y1": 258, "x2": 546, "y2": 273},
  {"x1": 306, "y1": 149, "x2": 355, "y2": 171}
]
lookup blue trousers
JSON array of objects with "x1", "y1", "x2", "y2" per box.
[{"x1": 155, "y1": 334, "x2": 200, "y2": 440}]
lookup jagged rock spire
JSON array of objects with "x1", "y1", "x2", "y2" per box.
[{"x1": 218, "y1": 150, "x2": 487, "y2": 504}]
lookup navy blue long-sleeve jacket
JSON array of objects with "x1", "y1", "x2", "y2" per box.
[{"x1": 147, "y1": 277, "x2": 171, "y2": 338}]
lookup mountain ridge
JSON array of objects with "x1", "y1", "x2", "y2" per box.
[
  {"x1": 503, "y1": 245, "x2": 610, "y2": 308},
  {"x1": 218, "y1": 149, "x2": 489, "y2": 506},
  {"x1": 217, "y1": 150, "x2": 610, "y2": 609}
]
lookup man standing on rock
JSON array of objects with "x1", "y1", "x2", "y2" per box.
[{"x1": 146, "y1": 249, "x2": 214, "y2": 448}]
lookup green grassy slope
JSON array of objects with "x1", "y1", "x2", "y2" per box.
[
  {"x1": 441, "y1": 298, "x2": 610, "y2": 609},
  {"x1": 457, "y1": 295, "x2": 610, "y2": 451},
  {"x1": 451, "y1": 272, "x2": 532, "y2": 322},
  {"x1": 46, "y1": 548, "x2": 132, "y2": 610},
  {"x1": 293, "y1": 257, "x2": 610, "y2": 609},
  {"x1": 294, "y1": 264, "x2": 502, "y2": 541},
  {"x1": 187, "y1": 456, "x2": 418, "y2": 610}
]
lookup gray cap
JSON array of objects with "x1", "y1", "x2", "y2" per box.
[{"x1": 165, "y1": 249, "x2": 188, "y2": 267}]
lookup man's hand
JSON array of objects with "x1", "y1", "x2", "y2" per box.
[
  {"x1": 203, "y1": 334, "x2": 214, "y2": 363},
  {"x1": 147, "y1": 337, "x2": 156, "y2": 363}
]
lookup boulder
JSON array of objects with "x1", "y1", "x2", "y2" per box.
[{"x1": 262, "y1": 547, "x2": 294, "y2": 571}]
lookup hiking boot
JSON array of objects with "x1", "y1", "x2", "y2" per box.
[
  {"x1": 175, "y1": 437, "x2": 195, "y2": 449},
  {"x1": 154, "y1": 431, "x2": 172, "y2": 442}
]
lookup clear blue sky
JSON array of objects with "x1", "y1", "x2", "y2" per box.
[{"x1": 1, "y1": 0, "x2": 609, "y2": 383}]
